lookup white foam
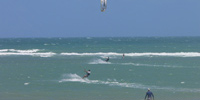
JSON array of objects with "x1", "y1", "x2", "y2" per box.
[
  {"x1": 60, "y1": 52, "x2": 200, "y2": 57},
  {"x1": 60, "y1": 52, "x2": 121, "y2": 56},
  {"x1": 24, "y1": 82, "x2": 30, "y2": 85},
  {"x1": 2, "y1": 50, "x2": 200, "y2": 58},
  {"x1": 0, "y1": 49, "x2": 10, "y2": 52},
  {"x1": 121, "y1": 63, "x2": 180, "y2": 68},
  {"x1": 128, "y1": 52, "x2": 200, "y2": 57},
  {"x1": 59, "y1": 74, "x2": 89, "y2": 83},
  {"x1": 0, "y1": 49, "x2": 56, "y2": 57},
  {"x1": 0, "y1": 49, "x2": 40, "y2": 53},
  {"x1": 0, "y1": 52, "x2": 56, "y2": 57},
  {"x1": 10, "y1": 49, "x2": 40, "y2": 53},
  {"x1": 99, "y1": 56, "x2": 118, "y2": 59},
  {"x1": 88, "y1": 59, "x2": 111, "y2": 64},
  {"x1": 181, "y1": 82, "x2": 185, "y2": 84},
  {"x1": 59, "y1": 74, "x2": 200, "y2": 93}
]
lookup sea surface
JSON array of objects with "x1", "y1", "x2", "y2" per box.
[{"x1": 0, "y1": 37, "x2": 200, "y2": 100}]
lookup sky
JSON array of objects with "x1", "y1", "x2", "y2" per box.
[{"x1": 0, "y1": 0, "x2": 200, "y2": 38}]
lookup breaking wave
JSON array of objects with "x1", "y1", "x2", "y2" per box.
[
  {"x1": 0, "y1": 49, "x2": 56, "y2": 57},
  {"x1": 0, "y1": 49, "x2": 40, "y2": 53},
  {"x1": 59, "y1": 74, "x2": 200, "y2": 93},
  {"x1": 121, "y1": 63, "x2": 181, "y2": 68},
  {"x1": 61, "y1": 52, "x2": 200, "y2": 57},
  {"x1": 1, "y1": 49, "x2": 200, "y2": 58}
]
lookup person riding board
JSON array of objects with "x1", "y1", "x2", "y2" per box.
[
  {"x1": 82, "y1": 69, "x2": 91, "y2": 79},
  {"x1": 122, "y1": 53, "x2": 125, "y2": 59},
  {"x1": 105, "y1": 57, "x2": 109, "y2": 62}
]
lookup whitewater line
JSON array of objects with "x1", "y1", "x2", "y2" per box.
[
  {"x1": 1, "y1": 49, "x2": 200, "y2": 57},
  {"x1": 61, "y1": 52, "x2": 200, "y2": 57}
]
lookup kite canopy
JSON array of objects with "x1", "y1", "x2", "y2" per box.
[{"x1": 101, "y1": 0, "x2": 107, "y2": 12}]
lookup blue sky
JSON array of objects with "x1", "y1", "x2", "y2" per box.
[{"x1": 0, "y1": 0, "x2": 199, "y2": 37}]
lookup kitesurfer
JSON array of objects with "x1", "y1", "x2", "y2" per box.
[
  {"x1": 82, "y1": 69, "x2": 91, "y2": 79},
  {"x1": 123, "y1": 53, "x2": 125, "y2": 58},
  {"x1": 105, "y1": 57, "x2": 109, "y2": 62}
]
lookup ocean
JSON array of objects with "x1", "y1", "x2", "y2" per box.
[{"x1": 0, "y1": 37, "x2": 200, "y2": 100}]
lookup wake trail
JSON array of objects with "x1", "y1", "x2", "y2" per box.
[
  {"x1": 88, "y1": 59, "x2": 111, "y2": 64},
  {"x1": 59, "y1": 74, "x2": 200, "y2": 93}
]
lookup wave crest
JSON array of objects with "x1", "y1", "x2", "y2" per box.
[
  {"x1": 1, "y1": 50, "x2": 200, "y2": 58},
  {"x1": 0, "y1": 49, "x2": 55, "y2": 57},
  {"x1": 121, "y1": 63, "x2": 181, "y2": 68},
  {"x1": 61, "y1": 52, "x2": 200, "y2": 57}
]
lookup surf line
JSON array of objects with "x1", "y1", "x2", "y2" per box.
[{"x1": 60, "y1": 52, "x2": 200, "y2": 57}]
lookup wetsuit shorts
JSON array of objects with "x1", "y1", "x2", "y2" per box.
[
  {"x1": 87, "y1": 73, "x2": 90, "y2": 77},
  {"x1": 147, "y1": 98, "x2": 152, "y2": 100}
]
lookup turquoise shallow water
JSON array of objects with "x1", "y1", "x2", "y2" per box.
[{"x1": 0, "y1": 37, "x2": 200, "y2": 100}]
